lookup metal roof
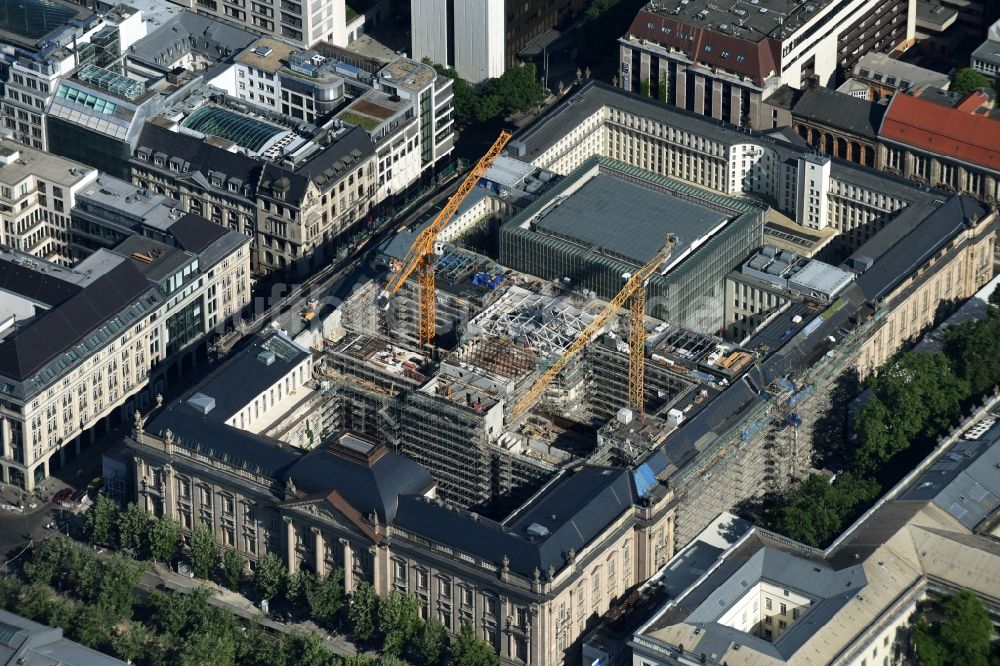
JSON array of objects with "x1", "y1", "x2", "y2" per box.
[
  {"x1": 181, "y1": 106, "x2": 287, "y2": 153},
  {"x1": 532, "y1": 171, "x2": 729, "y2": 266}
]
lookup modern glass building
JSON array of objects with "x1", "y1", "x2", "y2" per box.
[
  {"x1": 500, "y1": 156, "x2": 765, "y2": 332},
  {"x1": 0, "y1": 0, "x2": 77, "y2": 40}
]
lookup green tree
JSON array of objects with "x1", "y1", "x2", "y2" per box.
[
  {"x1": 348, "y1": 582, "x2": 379, "y2": 643},
  {"x1": 254, "y1": 552, "x2": 286, "y2": 601},
  {"x1": 284, "y1": 633, "x2": 334, "y2": 666},
  {"x1": 222, "y1": 549, "x2": 245, "y2": 591},
  {"x1": 70, "y1": 604, "x2": 114, "y2": 650},
  {"x1": 989, "y1": 284, "x2": 1000, "y2": 309},
  {"x1": 425, "y1": 60, "x2": 477, "y2": 125},
  {"x1": 285, "y1": 569, "x2": 316, "y2": 608},
  {"x1": 951, "y1": 67, "x2": 991, "y2": 95},
  {"x1": 946, "y1": 310, "x2": 1000, "y2": 396},
  {"x1": 910, "y1": 590, "x2": 993, "y2": 666},
  {"x1": 0, "y1": 575, "x2": 23, "y2": 609},
  {"x1": 451, "y1": 622, "x2": 500, "y2": 666},
  {"x1": 413, "y1": 618, "x2": 447, "y2": 665},
  {"x1": 15, "y1": 582, "x2": 55, "y2": 623},
  {"x1": 24, "y1": 534, "x2": 80, "y2": 587},
  {"x1": 148, "y1": 515, "x2": 182, "y2": 563},
  {"x1": 306, "y1": 568, "x2": 344, "y2": 626},
  {"x1": 84, "y1": 493, "x2": 119, "y2": 546},
  {"x1": 938, "y1": 590, "x2": 993, "y2": 665},
  {"x1": 117, "y1": 502, "x2": 151, "y2": 553},
  {"x1": 912, "y1": 617, "x2": 946, "y2": 666},
  {"x1": 639, "y1": 79, "x2": 651, "y2": 97},
  {"x1": 97, "y1": 555, "x2": 144, "y2": 621},
  {"x1": 378, "y1": 590, "x2": 421, "y2": 657},
  {"x1": 189, "y1": 522, "x2": 218, "y2": 579},
  {"x1": 238, "y1": 624, "x2": 289, "y2": 666},
  {"x1": 767, "y1": 473, "x2": 880, "y2": 547},
  {"x1": 113, "y1": 622, "x2": 152, "y2": 664}
]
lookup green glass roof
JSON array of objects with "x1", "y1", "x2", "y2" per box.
[
  {"x1": 55, "y1": 83, "x2": 117, "y2": 115},
  {"x1": 180, "y1": 106, "x2": 285, "y2": 153}
]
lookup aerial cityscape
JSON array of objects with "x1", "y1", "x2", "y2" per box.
[{"x1": 0, "y1": 0, "x2": 997, "y2": 664}]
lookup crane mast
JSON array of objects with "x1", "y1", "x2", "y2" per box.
[
  {"x1": 508, "y1": 234, "x2": 677, "y2": 422},
  {"x1": 378, "y1": 130, "x2": 512, "y2": 348}
]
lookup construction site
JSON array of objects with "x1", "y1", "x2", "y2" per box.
[
  {"x1": 307, "y1": 146, "x2": 797, "y2": 529},
  {"x1": 292, "y1": 121, "x2": 988, "y2": 554}
]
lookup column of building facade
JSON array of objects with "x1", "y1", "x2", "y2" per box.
[
  {"x1": 283, "y1": 516, "x2": 296, "y2": 574},
  {"x1": 340, "y1": 538, "x2": 354, "y2": 593},
  {"x1": 311, "y1": 527, "x2": 324, "y2": 576}
]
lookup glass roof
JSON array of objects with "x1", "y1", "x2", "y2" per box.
[
  {"x1": 180, "y1": 106, "x2": 285, "y2": 153},
  {"x1": 0, "y1": 0, "x2": 77, "y2": 39},
  {"x1": 76, "y1": 64, "x2": 145, "y2": 101},
  {"x1": 55, "y1": 83, "x2": 117, "y2": 115}
]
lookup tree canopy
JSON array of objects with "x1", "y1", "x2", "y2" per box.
[
  {"x1": 911, "y1": 590, "x2": 994, "y2": 666},
  {"x1": 425, "y1": 61, "x2": 545, "y2": 125},
  {"x1": 451, "y1": 622, "x2": 500, "y2": 666},
  {"x1": 951, "y1": 67, "x2": 992, "y2": 96}
]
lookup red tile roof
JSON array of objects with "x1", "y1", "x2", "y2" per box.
[
  {"x1": 626, "y1": 9, "x2": 780, "y2": 86},
  {"x1": 879, "y1": 92, "x2": 1000, "y2": 172}
]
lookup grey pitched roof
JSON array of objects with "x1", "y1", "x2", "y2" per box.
[
  {"x1": 128, "y1": 12, "x2": 258, "y2": 70},
  {"x1": 146, "y1": 401, "x2": 301, "y2": 479},
  {"x1": 394, "y1": 466, "x2": 637, "y2": 577},
  {"x1": 0, "y1": 609, "x2": 128, "y2": 665},
  {"x1": 259, "y1": 126, "x2": 375, "y2": 206},
  {"x1": 133, "y1": 123, "x2": 263, "y2": 194},
  {"x1": 288, "y1": 444, "x2": 434, "y2": 521},
  {"x1": 900, "y1": 423, "x2": 1000, "y2": 528},
  {"x1": 168, "y1": 212, "x2": 229, "y2": 254},
  {"x1": 792, "y1": 86, "x2": 887, "y2": 139},
  {"x1": 0, "y1": 260, "x2": 82, "y2": 306},
  {"x1": 0, "y1": 261, "x2": 156, "y2": 381},
  {"x1": 853, "y1": 196, "x2": 986, "y2": 302}
]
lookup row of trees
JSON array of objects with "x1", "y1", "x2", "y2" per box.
[
  {"x1": 762, "y1": 293, "x2": 1000, "y2": 546},
  {"x1": 80, "y1": 498, "x2": 498, "y2": 664},
  {"x1": 2, "y1": 534, "x2": 363, "y2": 665},
  {"x1": 426, "y1": 61, "x2": 546, "y2": 124}
]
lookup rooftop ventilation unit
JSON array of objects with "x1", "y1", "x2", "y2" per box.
[{"x1": 257, "y1": 350, "x2": 276, "y2": 366}]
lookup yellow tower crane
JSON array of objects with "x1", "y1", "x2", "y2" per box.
[
  {"x1": 508, "y1": 234, "x2": 677, "y2": 422},
  {"x1": 378, "y1": 130, "x2": 512, "y2": 349}
]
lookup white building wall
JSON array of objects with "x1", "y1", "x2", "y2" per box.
[
  {"x1": 453, "y1": 0, "x2": 504, "y2": 82},
  {"x1": 411, "y1": 0, "x2": 450, "y2": 70},
  {"x1": 796, "y1": 154, "x2": 831, "y2": 230}
]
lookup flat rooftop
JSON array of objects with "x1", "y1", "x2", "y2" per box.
[
  {"x1": 530, "y1": 171, "x2": 728, "y2": 265},
  {"x1": 638, "y1": 0, "x2": 833, "y2": 44},
  {"x1": 379, "y1": 57, "x2": 435, "y2": 91},
  {"x1": 0, "y1": 141, "x2": 94, "y2": 187},
  {"x1": 235, "y1": 36, "x2": 299, "y2": 73}
]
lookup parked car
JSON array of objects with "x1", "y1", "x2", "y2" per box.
[{"x1": 53, "y1": 488, "x2": 72, "y2": 504}]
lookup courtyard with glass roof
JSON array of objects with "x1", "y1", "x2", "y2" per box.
[{"x1": 180, "y1": 106, "x2": 287, "y2": 153}]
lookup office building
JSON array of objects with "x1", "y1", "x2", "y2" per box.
[
  {"x1": 125, "y1": 406, "x2": 673, "y2": 666},
  {"x1": 171, "y1": 0, "x2": 351, "y2": 49},
  {"x1": 618, "y1": 0, "x2": 915, "y2": 129},
  {"x1": 410, "y1": 0, "x2": 585, "y2": 83},
  {"x1": 499, "y1": 156, "x2": 764, "y2": 331},
  {"x1": 877, "y1": 89, "x2": 1000, "y2": 203},
  {"x1": 0, "y1": 140, "x2": 98, "y2": 265},
  {"x1": 0, "y1": 178, "x2": 251, "y2": 490}
]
